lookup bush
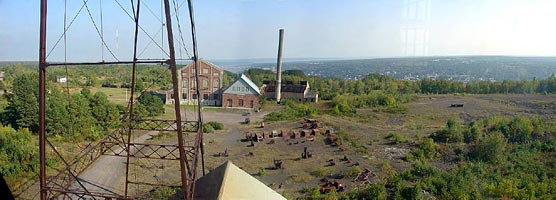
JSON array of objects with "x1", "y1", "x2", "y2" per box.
[
  {"x1": 385, "y1": 133, "x2": 409, "y2": 144},
  {"x1": 468, "y1": 131, "x2": 507, "y2": 163},
  {"x1": 206, "y1": 121, "x2": 224, "y2": 130},
  {"x1": 410, "y1": 138, "x2": 440, "y2": 160},
  {"x1": 0, "y1": 126, "x2": 38, "y2": 178},
  {"x1": 264, "y1": 100, "x2": 317, "y2": 121},
  {"x1": 431, "y1": 119, "x2": 463, "y2": 143},
  {"x1": 202, "y1": 124, "x2": 215, "y2": 133}
]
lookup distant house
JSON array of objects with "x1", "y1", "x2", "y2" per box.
[
  {"x1": 165, "y1": 60, "x2": 223, "y2": 106},
  {"x1": 222, "y1": 74, "x2": 260, "y2": 108},
  {"x1": 0, "y1": 71, "x2": 4, "y2": 81},
  {"x1": 56, "y1": 76, "x2": 67, "y2": 83},
  {"x1": 262, "y1": 80, "x2": 318, "y2": 102}
]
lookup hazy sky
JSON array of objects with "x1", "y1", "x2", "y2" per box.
[{"x1": 2, "y1": 0, "x2": 556, "y2": 62}]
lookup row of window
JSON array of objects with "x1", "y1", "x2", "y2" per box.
[
  {"x1": 232, "y1": 86, "x2": 250, "y2": 92},
  {"x1": 226, "y1": 99, "x2": 255, "y2": 108},
  {"x1": 179, "y1": 93, "x2": 219, "y2": 100},
  {"x1": 182, "y1": 79, "x2": 220, "y2": 88},
  {"x1": 182, "y1": 70, "x2": 219, "y2": 76}
]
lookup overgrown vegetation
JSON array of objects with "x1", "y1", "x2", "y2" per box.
[
  {"x1": 310, "y1": 115, "x2": 556, "y2": 199},
  {"x1": 264, "y1": 100, "x2": 317, "y2": 121}
]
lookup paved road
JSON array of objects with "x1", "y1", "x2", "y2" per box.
[{"x1": 66, "y1": 109, "x2": 266, "y2": 198}]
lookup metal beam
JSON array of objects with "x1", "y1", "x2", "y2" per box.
[
  {"x1": 46, "y1": 60, "x2": 169, "y2": 66},
  {"x1": 38, "y1": 0, "x2": 47, "y2": 199},
  {"x1": 124, "y1": 0, "x2": 142, "y2": 197},
  {"x1": 163, "y1": 0, "x2": 190, "y2": 199}
]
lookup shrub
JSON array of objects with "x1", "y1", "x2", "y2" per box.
[
  {"x1": 206, "y1": 121, "x2": 224, "y2": 130},
  {"x1": 385, "y1": 133, "x2": 409, "y2": 144},
  {"x1": 410, "y1": 138, "x2": 440, "y2": 160},
  {"x1": 264, "y1": 100, "x2": 317, "y2": 121},
  {"x1": 468, "y1": 131, "x2": 507, "y2": 163},
  {"x1": 431, "y1": 119, "x2": 463, "y2": 143},
  {"x1": 202, "y1": 124, "x2": 215, "y2": 133}
]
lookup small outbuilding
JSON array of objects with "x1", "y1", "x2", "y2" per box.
[{"x1": 222, "y1": 74, "x2": 260, "y2": 108}]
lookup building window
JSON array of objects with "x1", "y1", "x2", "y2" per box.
[
  {"x1": 181, "y1": 72, "x2": 187, "y2": 78},
  {"x1": 213, "y1": 93, "x2": 219, "y2": 100},
  {"x1": 182, "y1": 80, "x2": 188, "y2": 88},
  {"x1": 192, "y1": 68, "x2": 196, "y2": 74},
  {"x1": 203, "y1": 94, "x2": 209, "y2": 100},
  {"x1": 192, "y1": 94, "x2": 198, "y2": 99},
  {"x1": 213, "y1": 79, "x2": 219, "y2": 87},
  {"x1": 227, "y1": 99, "x2": 232, "y2": 107},
  {"x1": 203, "y1": 80, "x2": 208, "y2": 87},
  {"x1": 213, "y1": 72, "x2": 219, "y2": 76},
  {"x1": 203, "y1": 68, "x2": 209, "y2": 74},
  {"x1": 192, "y1": 80, "x2": 196, "y2": 88},
  {"x1": 250, "y1": 100, "x2": 254, "y2": 108},
  {"x1": 170, "y1": 94, "x2": 175, "y2": 99},
  {"x1": 182, "y1": 93, "x2": 187, "y2": 99},
  {"x1": 239, "y1": 99, "x2": 244, "y2": 107}
]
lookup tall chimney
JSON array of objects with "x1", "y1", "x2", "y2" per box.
[{"x1": 276, "y1": 29, "x2": 284, "y2": 102}]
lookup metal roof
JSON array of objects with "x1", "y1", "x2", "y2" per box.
[
  {"x1": 194, "y1": 161, "x2": 286, "y2": 200},
  {"x1": 240, "y1": 74, "x2": 260, "y2": 94}
]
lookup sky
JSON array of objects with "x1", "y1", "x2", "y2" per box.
[{"x1": 2, "y1": 0, "x2": 556, "y2": 62}]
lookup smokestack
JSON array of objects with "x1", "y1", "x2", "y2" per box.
[{"x1": 276, "y1": 29, "x2": 284, "y2": 102}]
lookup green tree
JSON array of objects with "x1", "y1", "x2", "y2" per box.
[
  {"x1": 68, "y1": 93, "x2": 95, "y2": 136},
  {"x1": 89, "y1": 92, "x2": 121, "y2": 129},
  {"x1": 46, "y1": 90, "x2": 69, "y2": 135},
  {"x1": 6, "y1": 73, "x2": 39, "y2": 131},
  {"x1": 137, "y1": 92, "x2": 165, "y2": 117},
  {"x1": 469, "y1": 131, "x2": 507, "y2": 163},
  {"x1": 0, "y1": 126, "x2": 38, "y2": 178}
]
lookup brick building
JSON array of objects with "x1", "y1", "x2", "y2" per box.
[
  {"x1": 166, "y1": 60, "x2": 223, "y2": 106},
  {"x1": 262, "y1": 81, "x2": 318, "y2": 102},
  {"x1": 222, "y1": 74, "x2": 260, "y2": 108}
]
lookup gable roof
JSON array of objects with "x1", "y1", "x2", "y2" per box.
[
  {"x1": 223, "y1": 74, "x2": 260, "y2": 95},
  {"x1": 194, "y1": 161, "x2": 286, "y2": 200},
  {"x1": 240, "y1": 74, "x2": 260, "y2": 94},
  {"x1": 180, "y1": 59, "x2": 222, "y2": 71}
]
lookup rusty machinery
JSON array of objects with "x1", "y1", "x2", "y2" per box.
[{"x1": 36, "y1": 0, "x2": 204, "y2": 199}]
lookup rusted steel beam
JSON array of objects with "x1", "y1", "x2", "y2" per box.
[
  {"x1": 132, "y1": 119, "x2": 198, "y2": 132},
  {"x1": 127, "y1": 181, "x2": 179, "y2": 187},
  {"x1": 45, "y1": 60, "x2": 169, "y2": 66},
  {"x1": 102, "y1": 142, "x2": 195, "y2": 160},
  {"x1": 47, "y1": 188, "x2": 133, "y2": 200},
  {"x1": 39, "y1": 0, "x2": 48, "y2": 199},
  {"x1": 125, "y1": 0, "x2": 142, "y2": 197},
  {"x1": 163, "y1": 0, "x2": 190, "y2": 199},
  {"x1": 186, "y1": 0, "x2": 204, "y2": 198}
]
